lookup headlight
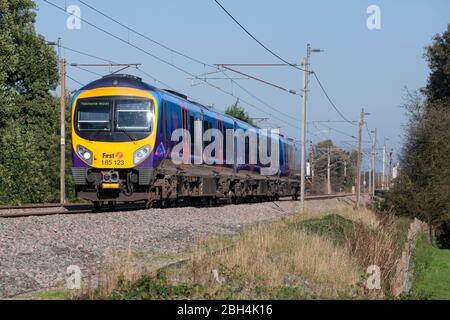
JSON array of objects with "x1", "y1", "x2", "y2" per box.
[
  {"x1": 76, "y1": 145, "x2": 93, "y2": 165},
  {"x1": 133, "y1": 145, "x2": 150, "y2": 165}
]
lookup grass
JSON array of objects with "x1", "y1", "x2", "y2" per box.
[
  {"x1": 193, "y1": 217, "x2": 364, "y2": 298},
  {"x1": 24, "y1": 289, "x2": 72, "y2": 300},
  {"x1": 412, "y1": 233, "x2": 450, "y2": 299},
  {"x1": 288, "y1": 213, "x2": 356, "y2": 245},
  {"x1": 76, "y1": 205, "x2": 406, "y2": 300}
]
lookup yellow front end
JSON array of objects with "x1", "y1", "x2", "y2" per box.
[
  {"x1": 71, "y1": 86, "x2": 159, "y2": 204},
  {"x1": 72, "y1": 87, "x2": 158, "y2": 169}
]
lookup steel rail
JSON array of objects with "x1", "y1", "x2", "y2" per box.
[{"x1": 0, "y1": 194, "x2": 355, "y2": 218}]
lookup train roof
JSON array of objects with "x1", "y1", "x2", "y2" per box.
[
  {"x1": 79, "y1": 74, "x2": 158, "y2": 92},
  {"x1": 80, "y1": 74, "x2": 213, "y2": 109},
  {"x1": 78, "y1": 74, "x2": 299, "y2": 144}
]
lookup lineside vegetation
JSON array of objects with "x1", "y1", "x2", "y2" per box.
[
  {"x1": 0, "y1": 0, "x2": 61, "y2": 204},
  {"x1": 69, "y1": 205, "x2": 409, "y2": 300}
]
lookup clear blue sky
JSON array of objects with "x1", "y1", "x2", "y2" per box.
[{"x1": 35, "y1": 0, "x2": 450, "y2": 166}]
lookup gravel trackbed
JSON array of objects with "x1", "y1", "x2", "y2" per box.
[{"x1": 0, "y1": 196, "x2": 356, "y2": 297}]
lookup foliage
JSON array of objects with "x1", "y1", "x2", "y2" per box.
[
  {"x1": 225, "y1": 99, "x2": 254, "y2": 125},
  {"x1": 102, "y1": 271, "x2": 311, "y2": 300},
  {"x1": 312, "y1": 140, "x2": 357, "y2": 193},
  {"x1": 289, "y1": 213, "x2": 355, "y2": 245},
  {"x1": 110, "y1": 273, "x2": 199, "y2": 300},
  {"x1": 386, "y1": 94, "x2": 450, "y2": 229},
  {"x1": 0, "y1": 0, "x2": 60, "y2": 204},
  {"x1": 386, "y1": 25, "x2": 450, "y2": 246},
  {"x1": 65, "y1": 94, "x2": 76, "y2": 201},
  {"x1": 423, "y1": 24, "x2": 450, "y2": 102}
]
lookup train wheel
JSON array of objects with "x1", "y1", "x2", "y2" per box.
[
  {"x1": 207, "y1": 197, "x2": 216, "y2": 207},
  {"x1": 160, "y1": 199, "x2": 168, "y2": 208},
  {"x1": 145, "y1": 200, "x2": 155, "y2": 209},
  {"x1": 93, "y1": 201, "x2": 102, "y2": 212},
  {"x1": 193, "y1": 198, "x2": 201, "y2": 207},
  {"x1": 108, "y1": 201, "x2": 116, "y2": 211}
]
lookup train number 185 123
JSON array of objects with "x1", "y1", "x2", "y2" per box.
[{"x1": 101, "y1": 160, "x2": 124, "y2": 166}]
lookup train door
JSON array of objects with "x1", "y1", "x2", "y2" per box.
[
  {"x1": 233, "y1": 120, "x2": 238, "y2": 174},
  {"x1": 221, "y1": 119, "x2": 232, "y2": 168},
  {"x1": 202, "y1": 113, "x2": 216, "y2": 166},
  {"x1": 189, "y1": 108, "x2": 203, "y2": 165},
  {"x1": 216, "y1": 118, "x2": 223, "y2": 167},
  {"x1": 166, "y1": 100, "x2": 184, "y2": 164},
  {"x1": 279, "y1": 140, "x2": 285, "y2": 177},
  {"x1": 160, "y1": 100, "x2": 169, "y2": 145}
]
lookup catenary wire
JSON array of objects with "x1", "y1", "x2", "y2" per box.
[
  {"x1": 75, "y1": 0, "x2": 301, "y2": 124},
  {"x1": 43, "y1": 0, "x2": 301, "y2": 130}
]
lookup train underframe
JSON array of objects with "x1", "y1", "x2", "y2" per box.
[{"x1": 74, "y1": 168, "x2": 300, "y2": 210}]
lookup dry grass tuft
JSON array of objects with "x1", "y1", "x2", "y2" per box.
[
  {"x1": 188, "y1": 206, "x2": 402, "y2": 298},
  {"x1": 83, "y1": 245, "x2": 146, "y2": 299},
  {"x1": 190, "y1": 218, "x2": 363, "y2": 298},
  {"x1": 345, "y1": 214, "x2": 400, "y2": 291}
]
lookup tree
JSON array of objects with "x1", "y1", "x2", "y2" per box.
[
  {"x1": 225, "y1": 99, "x2": 254, "y2": 125},
  {"x1": 0, "y1": 0, "x2": 60, "y2": 204},
  {"x1": 386, "y1": 25, "x2": 450, "y2": 246},
  {"x1": 312, "y1": 140, "x2": 356, "y2": 193},
  {"x1": 386, "y1": 92, "x2": 450, "y2": 244},
  {"x1": 423, "y1": 24, "x2": 450, "y2": 102}
]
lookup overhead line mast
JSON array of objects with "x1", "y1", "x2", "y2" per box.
[
  {"x1": 300, "y1": 44, "x2": 323, "y2": 211},
  {"x1": 356, "y1": 109, "x2": 370, "y2": 207},
  {"x1": 47, "y1": 38, "x2": 66, "y2": 204}
]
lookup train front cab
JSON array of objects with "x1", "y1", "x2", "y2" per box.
[{"x1": 71, "y1": 86, "x2": 159, "y2": 206}]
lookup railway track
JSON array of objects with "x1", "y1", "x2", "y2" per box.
[
  {"x1": 0, "y1": 193, "x2": 354, "y2": 218},
  {"x1": 0, "y1": 203, "x2": 92, "y2": 210}
]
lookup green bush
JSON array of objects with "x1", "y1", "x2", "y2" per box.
[
  {"x1": 386, "y1": 25, "x2": 450, "y2": 247},
  {"x1": 0, "y1": 0, "x2": 61, "y2": 204}
]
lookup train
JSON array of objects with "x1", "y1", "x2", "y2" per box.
[{"x1": 71, "y1": 74, "x2": 301, "y2": 210}]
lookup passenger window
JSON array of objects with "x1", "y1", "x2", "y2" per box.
[
  {"x1": 160, "y1": 102, "x2": 166, "y2": 134},
  {"x1": 190, "y1": 115, "x2": 194, "y2": 145},
  {"x1": 211, "y1": 121, "x2": 216, "y2": 158},
  {"x1": 245, "y1": 136, "x2": 249, "y2": 165},
  {"x1": 223, "y1": 126, "x2": 227, "y2": 163}
]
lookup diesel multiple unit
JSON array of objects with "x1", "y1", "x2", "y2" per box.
[{"x1": 71, "y1": 74, "x2": 301, "y2": 209}]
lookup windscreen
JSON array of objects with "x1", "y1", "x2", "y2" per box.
[
  {"x1": 115, "y1": 99, "x2": 153, "y2": 132},
  {"x1": 77, "y1": 100, "x2": 112, "y2": 131},
  {"x1": 75, "y1": 97, "x2": 154, "y2": 134}
]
